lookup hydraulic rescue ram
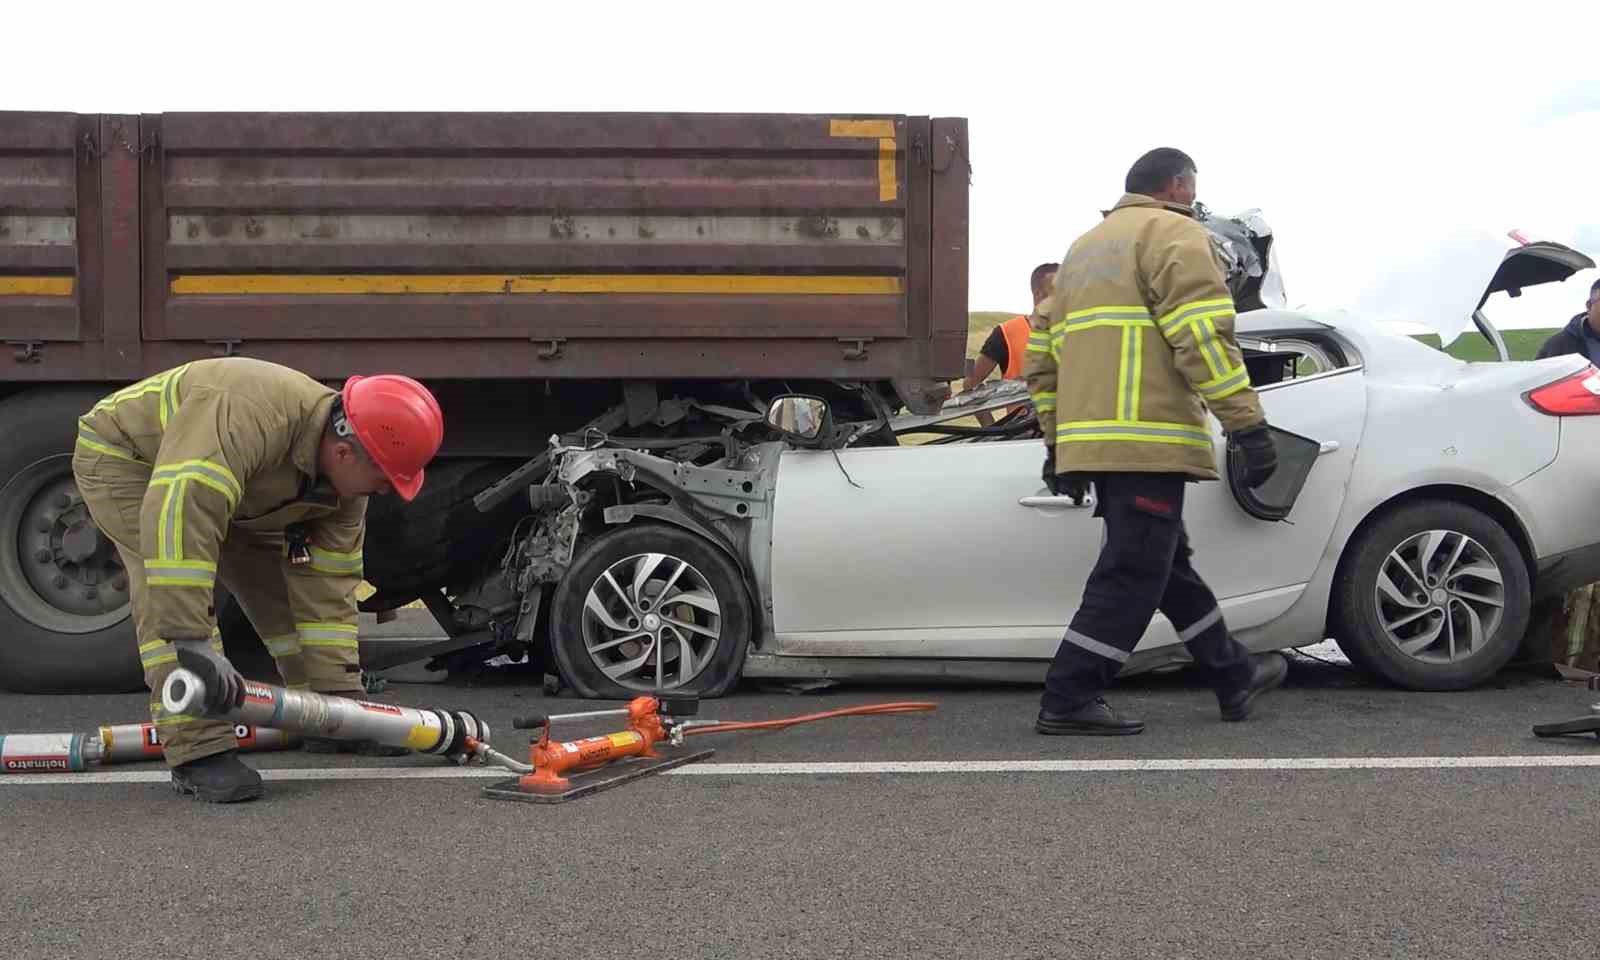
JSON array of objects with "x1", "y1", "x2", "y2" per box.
[
  {"x1": 161, "y1": 646, "x2": 494, "y2": 764},
  {"x1": 1, "y1": 722, "x2": 295, "y2": 774}
]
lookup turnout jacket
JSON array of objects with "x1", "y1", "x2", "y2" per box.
[
  {"x1": 1024, "y1": 193, "x2": 1265, "y2": 480},
  {"x1": 75, "y1": 357, "x2": 367, "y2": 649}
]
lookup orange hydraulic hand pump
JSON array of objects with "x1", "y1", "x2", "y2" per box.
[
  {"x1": 489, "y1": 695, "x2": 939, "y2": 791},
  {"x1": 509, "y1": 696, "x2": 689, "y2": 790}
]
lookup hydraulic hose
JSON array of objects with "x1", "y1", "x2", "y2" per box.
[{"x1": 676, "y1": 701, "x2": 936, "y2": 736}]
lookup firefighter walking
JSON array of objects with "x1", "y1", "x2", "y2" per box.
[
  {"x1": 71, "y1": 357, "x2": 444, "y2": 800},
  {"x1": 1025, "y1": 147, "x2": 1288, "y2": 735}
]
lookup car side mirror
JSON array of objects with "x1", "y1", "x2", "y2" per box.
[{"x1": 765, "y1": 394, "x2": 831, "y2": 444}]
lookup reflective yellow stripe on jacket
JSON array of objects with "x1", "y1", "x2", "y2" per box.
[
  {"x1": 90, "y1": 363, "x2": 191, "y2": 428},
  {"x1": 1054, "y1": 419, "x2": 1212, "y2": 448},
  {"x1": 1158, "y1": 298, "x2": 1251, "y2": 401},
  {"x1": 306, "y1": 546, "x2": 363, "y2": 577}
]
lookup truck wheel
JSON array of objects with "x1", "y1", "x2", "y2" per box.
[
  {"x1": 549, "y1": 524, "x2": 750, "y2": 700},
  {"x1": 361, "y1": 458, "x2": 525, "y2": 605},
  {"x1": 1332, "y1": 500, "x2": 1530, "y2": 691},
  {"x1": 0, "y1": 389, "x2": 143, "y2": 693}
]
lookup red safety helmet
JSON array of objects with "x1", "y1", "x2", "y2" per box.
[{"x1": 340, "y1": 374, "x2": 444, "y2": 501}]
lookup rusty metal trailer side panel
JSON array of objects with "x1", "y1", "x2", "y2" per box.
[
  {"x1": 0, "y1": 114, "x2": 93, "y2": 354},
  {"x1": 135, "y1": 111, "x2": 966, "y2": 382},
  {"x1": 0, "y1": 111, "x2": 969, "y2": 386}
]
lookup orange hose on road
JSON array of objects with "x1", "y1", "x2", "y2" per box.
[{"x1": 679, "y1": 701, "x2": 936, "y2": 736}]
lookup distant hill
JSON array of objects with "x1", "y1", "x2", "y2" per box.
[{"x1": 967, "y1": 312, "x2": 1557, "y2": 363}]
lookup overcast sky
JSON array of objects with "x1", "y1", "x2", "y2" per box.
[{"x1": 8, "y1": 2, "x2": 1596, "y2": 344}]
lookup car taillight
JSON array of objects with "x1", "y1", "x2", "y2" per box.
[{"x1": 1525, "y1": 365, "x2": 1600, "y2": 415}]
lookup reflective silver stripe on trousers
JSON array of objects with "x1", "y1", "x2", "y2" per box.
[
  {"x1": 1177, "y1": 608, "x2": 1222, "y2": 642},
  {"x1": 1065, "y1": 628, "x2": 1130, "y2": 664}
]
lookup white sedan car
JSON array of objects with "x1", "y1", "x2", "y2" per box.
[{"x1": 520, "y1": 242, "x2": 1600, "y2": 699}]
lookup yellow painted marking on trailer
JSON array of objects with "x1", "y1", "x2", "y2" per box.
[
  {"x1": 829, "y1": 119, "x2": 896, "y2": 139},
  {"x1": 830, "y1": 119, "x2": 899, "y2": 203},
  {"x1": 169, "y1": 274, "x2": 903, "y2": 296},
  {"x1": 0, "y1": 276, "x2": 74, "y2": 296},
  {"x1": 877, "y1": 139, "x2": 897, "y2": 202}
]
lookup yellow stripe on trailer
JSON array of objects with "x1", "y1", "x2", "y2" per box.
[
  {"x1": 829, "y1": 119, "x2": 899, "y2": 202},
  {"x1": 0, "y1": 276, "x2": 74, "y2": 296},
  {"x1": 170, "y1": 274, "x2": 904, "y2": 296}
]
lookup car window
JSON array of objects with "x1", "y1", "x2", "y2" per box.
[{"x1": 1239, "y1": 335, "x2": 1350, "y2": 387}]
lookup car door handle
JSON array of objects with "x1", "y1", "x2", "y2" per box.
[{"x1": 1019, "y1": 494, "x2": 1096, "y2": 511}]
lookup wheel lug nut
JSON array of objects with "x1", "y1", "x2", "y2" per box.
[
  {"x1": 85, "y1": 587, "x2": 98, "y2": 601},
  {"x1": 53, "y1": 575, "x2": 68, "y2": 589},
  {"x1": 35, "y1": 549, "x2": 52, "y2": 563}
]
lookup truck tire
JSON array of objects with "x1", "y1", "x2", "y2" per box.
[
  {"x1": 1331, "y1": 500, "x2": 1530, "y2": 691},
  {"x1": 0, "y1": 388, "x2": 143, "y2": 694},
  {"x1": 549, "y1": 523, "x2": 750, "y2": 700},
  {"x1": 361, "y1": 458, "x2": 526, "y2": 606}
]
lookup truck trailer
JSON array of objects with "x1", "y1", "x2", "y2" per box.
[{"x1": 0, "y1": 110, "x2": 970, "y2": 694}]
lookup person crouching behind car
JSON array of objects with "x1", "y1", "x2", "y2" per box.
[
  {"x1": 1021, "y1": 146, "x2": 1290, "y2": 736},
  {"x1": 1534, "y1": 278, "x2": 1600, "y2": 363}
]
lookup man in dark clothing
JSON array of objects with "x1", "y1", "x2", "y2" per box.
[
  {"x1": 1534, "y1": 278, "x2": 1600, "y2": 362},
  {"x1": 1023, "y1": 147, "x2": 1289, "y2": 736}
]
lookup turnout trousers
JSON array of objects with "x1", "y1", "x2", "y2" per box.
[
  {"x1": 71, "y1": 446, "x2": 363, "y2": 768},
  {"x1": 1041, "y1": 472, "x2": 1254, "y2": 714}
]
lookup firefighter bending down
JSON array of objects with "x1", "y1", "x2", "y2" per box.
[
  {"x1": 1025, "y1": 147, "x2": 1289, "y2": 735},
  {"x1": 72, "y1": 357, "x2": 444, "y2": 801}
]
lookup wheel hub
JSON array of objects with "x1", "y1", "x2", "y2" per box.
[
  {"x1": 3, "y1": 463, "x2": 130, "y2": 630},
  {"x1": 580, "y1": 551, "x2": 723, "y2": 692},
  {"x1": 1374, "y1": 528, "x2": 1505, "y2": 665}
]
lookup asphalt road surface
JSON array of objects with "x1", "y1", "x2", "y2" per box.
[{"x1": 3, "y1": 654, "x2": 1598, "y2": 960}]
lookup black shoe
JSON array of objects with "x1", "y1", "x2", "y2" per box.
[
  {"x1": 1218, "y1": 653, "x2": 1289, "y2": 722},
  {"x1": 170, "y1": 750, "x2": 264, "y2": 803},
  {"x1": 1035, "y1": 698, "x2": 1146, "y2": 736},
  {"x1": 302, "y1": 737, "x2": 411, "y2": 757}
]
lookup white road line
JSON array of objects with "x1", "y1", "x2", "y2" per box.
[{"x1": 5, "y1": 755, "x2": 1600, "y2": 786}]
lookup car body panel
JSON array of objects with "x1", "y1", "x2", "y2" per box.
[
  {"x1": 768, "y1": 438, "x2": 1101, "y2": 657},
  {"x1": 757, "y1": 301, "x2": 1591, "y2": 680}
]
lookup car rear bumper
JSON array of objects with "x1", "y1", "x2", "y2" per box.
[{"x1": 1534, "y1": 542, "x2": 1600, "y2": 600}]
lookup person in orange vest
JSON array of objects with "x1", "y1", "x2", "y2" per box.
[{"x1": 964, "y1": 262, "x2": 1059, "y2": 426}]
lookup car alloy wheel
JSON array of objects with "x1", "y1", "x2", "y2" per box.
[
  {"x1": 1373, "y1": 529, "x2": 1505, "y2": 665},
  {"x1": 580, "y1": 551, "x2": 723, "y2": 692}
]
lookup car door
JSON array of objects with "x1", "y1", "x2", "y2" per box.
[
  {"x1": 1155, "y1": 341, "x2": 1365, "y2": 652},
  {"x1": 767, "y1": 437, "x2": 1103, "y2": 659}
]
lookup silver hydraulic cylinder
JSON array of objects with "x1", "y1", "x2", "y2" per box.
[{"x1": 161, "y1": 646, "x2": 490, "y2": 762}]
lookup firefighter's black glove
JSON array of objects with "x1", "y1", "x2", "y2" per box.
[
  {"x1": 1229, "y1": 423, "x2": 1278, "y2": 490},
  {"x1": 1042, "y1": 449, "x2": 1088, "y2": 505},
  {"x1": 172, "y1": 636, "x2": 246, "y2": 712}
]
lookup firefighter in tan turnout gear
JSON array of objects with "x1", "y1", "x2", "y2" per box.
[
  {"x1": 72, "y1": 357, "x2": 444, "y2": 801},
  {"x1": 1024, "y1": 148, "x2": 1289, "y2": 735}
]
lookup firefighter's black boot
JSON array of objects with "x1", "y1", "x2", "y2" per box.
[
  {"x1": 1218, "y1": 652, "x2": 1289, "y2": 721},
  {"x1": 170, "y1": 750, "x2": 264, "y2": 803},
  {"x1": 1035, "y1": 697, "x2": 1146, "y2": 736}
]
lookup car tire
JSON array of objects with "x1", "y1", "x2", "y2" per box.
[
  {"x1": 1332, "y1": 500, "x2": 1530, "y2": 691},
  {"x1": 0, "y1": 388, "x2": 143, "y2": 694},
  {"x1": 548, "y1": 523, "x2": 750, "y2": 700}
]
